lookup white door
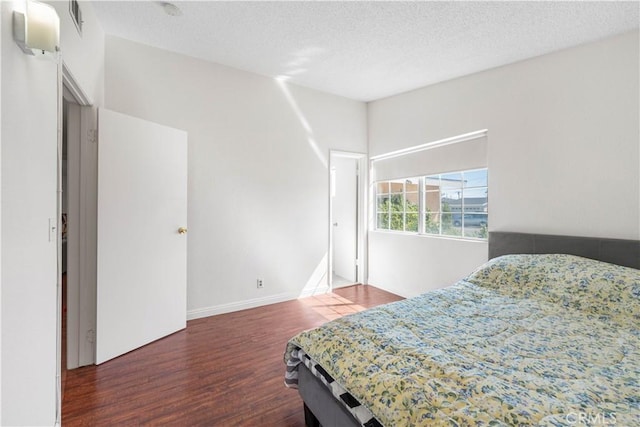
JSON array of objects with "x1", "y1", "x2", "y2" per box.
[
  {"x1": 332, "y1": 156, "x2": 358, "y2": 283},
  {"x1": 96, "y1": 109, "x2": 188, "y2": 364}
]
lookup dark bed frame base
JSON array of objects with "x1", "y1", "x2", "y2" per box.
[
  {"x1": 304, "y1": 403, "x2": 320, "y2": 427},
  {"x1": 297, "y1": 231, "x2": 640, "y2": 426},
  {"x1": 298, "y1": 362, "x2": 360, "y2": 427}
]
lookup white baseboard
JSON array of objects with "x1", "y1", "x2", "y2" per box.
[
  {"x1": 187, "y1": 286, "x2": 331, "y2": 321},
  {"x1": 187, "y1": 292, "x2": 293, "y2": 320}
]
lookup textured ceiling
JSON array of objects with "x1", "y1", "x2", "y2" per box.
[{"x1": 92, "y1": 1, "x2": 640, "y2": 101}]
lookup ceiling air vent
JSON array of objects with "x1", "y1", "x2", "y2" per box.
[{"x1": 69, "y1": 0, "x2": 83, "y2": 36}]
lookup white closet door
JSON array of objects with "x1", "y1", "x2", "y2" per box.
[{"x1": 96, "y1": 108, "x2": 188, "y2": 364}]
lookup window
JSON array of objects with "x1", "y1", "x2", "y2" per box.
[
  {"x1": 376, "y1": 178, "x2": 419, "y2": 232},
  {"x1": 425, "y1": 169, "x2": 488, "y2": 239},
  {"x1": 375, "y1": 168, "x2": 488, "y2": 239}
]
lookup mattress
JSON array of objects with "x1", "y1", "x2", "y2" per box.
[{"x1": 284, "y1": 254, "x2": 640, "y2": 426}]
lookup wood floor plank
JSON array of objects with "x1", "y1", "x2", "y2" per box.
[{"x1": 62, "y1": 285, "x2": 402, "y2": 426}]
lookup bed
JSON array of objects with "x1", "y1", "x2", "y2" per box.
[{"x1": 283, "y1": 232, "x2": 640, "y2": 426}]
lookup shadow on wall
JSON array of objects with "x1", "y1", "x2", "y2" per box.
[
  {"x1": 275, "y1": 78, "x2": 328, "y2": 168},
  {"x1": 298, "y1": 253, "x2": 328, "y2": 298},
  {"x1": 275, "y1": 78, "x2": 330, "y2": 300}
]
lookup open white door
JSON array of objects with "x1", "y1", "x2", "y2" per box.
[
  {"x1": 332, "y1": 156, "x2": 358, "y2": 283},
  {"x1": 96, "y1": 109, "x2": 188, "y2": 364}
]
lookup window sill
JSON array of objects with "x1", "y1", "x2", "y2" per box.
[{"x1": 371, "y1": 229, "x2": 488, "y2": 243}]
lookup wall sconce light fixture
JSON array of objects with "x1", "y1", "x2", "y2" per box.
[{"x1": 13, "y1": 0, "x2": 60, "y2": 56}]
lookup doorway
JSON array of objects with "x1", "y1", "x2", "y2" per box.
[
  {"x1": 329, "y1": 151, "x2": 367, "y2": 290},
  {"x1": 59, "y1": 64, "x2": 96, "y2": 383},
  {"x1": 61, "y1": 86, "x2": 85, "y2": 380}
]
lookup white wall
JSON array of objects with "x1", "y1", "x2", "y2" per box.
[
  {"x1": 368, "y1": 31, "x2": 639, "y2": 297},
  {"x1": 1, "y1": 1, "x2": 58, "y2": 423},
  {"x1": 369, "y1": 234, "x2": 487, "y2": 298},
  {"x1": 1, "y1": 0, "x2": 104, "y2": 424},
  {"x1": 51, "y1": 0, "x2": 104, "y2": 104},
  {"x1": 104, "y1": 36, "x2": 367, "y2": 318}
]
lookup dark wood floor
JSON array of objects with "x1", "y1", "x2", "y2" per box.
[{"x1": 62, "y1": 285, "x2": 403, "y2": 426}]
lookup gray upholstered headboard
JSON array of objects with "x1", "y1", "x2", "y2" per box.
[{"x1": 489, "y1": 231, "x2": 640, "y2": 270}]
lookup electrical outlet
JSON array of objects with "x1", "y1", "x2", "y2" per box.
[{"x1": 257, "y1": 278, "x2": 264, "y2": 289}]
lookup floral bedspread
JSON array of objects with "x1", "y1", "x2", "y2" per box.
[{"x1": 284, "y1": 254, "x2": 640, "y2": 426}]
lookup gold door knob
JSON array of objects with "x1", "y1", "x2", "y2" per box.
[{"x1": 178, "y1": 227, "x2": 188, "y2": 235}]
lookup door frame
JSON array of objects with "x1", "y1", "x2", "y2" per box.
[
  {"x1": 60, "y1": 62, "x2": 95, "y2": 379},
  {"x1": 328, "y1": 151, "x2": 368, "y2": 291}
]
